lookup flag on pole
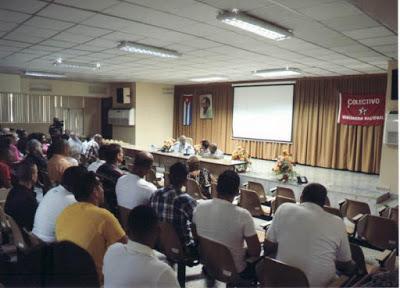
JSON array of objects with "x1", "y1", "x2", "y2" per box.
[{"x1": 183, "y1": 94, "x2": 193, "y2": 126}]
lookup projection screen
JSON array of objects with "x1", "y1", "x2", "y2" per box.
[{"x1": 232, "y1": 84, "x2": 294, "y2": 142}]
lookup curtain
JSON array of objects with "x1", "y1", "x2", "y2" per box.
[{"x1": 174, "y1": 74, "x2": 386, "y2": 174}]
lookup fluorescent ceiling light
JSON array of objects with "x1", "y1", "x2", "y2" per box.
[
  {"x1": 217, "y1": 10, "x2": 292, "y2": 41},
  {"x1": 24, "y1": 71, "x2": 66, "y2": 78},
  {"x1": 189, "y1": 76, "x2": 228, "y2": 82},
  {"x1": 53, "y1": 58, "x2": 101, "y2": 70},
  {"x1": 253, "y1": 68, "x2": 301, "y2": 77},
  {"x1": 118, "y1": 41, "x2": 182, "y2": 58}
]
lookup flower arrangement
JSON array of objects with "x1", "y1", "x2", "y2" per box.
[
  {"x1": 272, "y1": 150, "x2": 296, "y2": 182},
  {"x1": 160, "y1": 138, "x2": 175, "y2": 152},
  {"x1": 232, "y1": 146, "x2": 251, "y2": 172}
]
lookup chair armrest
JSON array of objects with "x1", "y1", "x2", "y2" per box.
[
  {"x1": 378, "y1": 206, "x2": 388, "y2": 216},
  {"x1": 242, "y1": 182, "x2": 248, "y2": 188},
  {"x1": 338, "y1": 200, "x2": 345, "y2": 207},
  {"x1": 270, "y1": 187, "x2": 277, "y2": 194},
  {"x1": 375, "y1": 249, "x2": 391, "y2": 263},
  {"x1": 352, "y1": 213, "x2": 364, "y2": 222},
  {"x1": 261, "y1": 223, "x2": 271, "y2": 231}
]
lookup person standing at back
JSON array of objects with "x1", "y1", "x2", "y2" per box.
[
  {"x1": 193, "y1": 170, "x2": 260, "y2": 280},
  {"x1": 56, "y1": 171, "x2": 127, "y2": 282},
  {"x1": 116, "y1": 151, "x2": 156, "y2": 210},
  {"x1": 264, "y1": 183, "x2": 354, "y2": 287},
  {"x1": 103, "y1": 205, "x2": 179, "y2": 288}
]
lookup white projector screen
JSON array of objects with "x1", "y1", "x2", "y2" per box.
[{"x1": 233, "y1": 84, "x2": 294, "y2": 142}]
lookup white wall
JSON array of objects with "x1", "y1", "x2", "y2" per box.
[
  {"x1": 0, "y1": 73, "x2": 21, "y2": 92},
  {"x1": 379, "y1": 60, "x2": 398, "y2": 193},
  {"x1": 135, "y1": 82, "x2": 174, "y2": 148}
]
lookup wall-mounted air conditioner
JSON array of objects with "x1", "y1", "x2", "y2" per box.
[
  {"x1": 108, "y1": 109, "x2": 135, "y2": 126},
  {"x1": 383, "y1": 111, "x2": 398, "y2": 145}
]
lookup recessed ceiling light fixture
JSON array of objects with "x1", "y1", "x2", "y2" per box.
[
  {"x1": 24, "y1": 71, "x2": 66, "y2": 78},
  {"x1": 189, "y1": 76, "x2": 229, "y2": 82},
  {"x1": 53, "y1": 58, "x2": 101, "y2": 70},
  {"x1": 217, "y1": 9, "x2": 292, "y2": 41},
  {"x1": 253, "y1": 67, "x2": 301, "y2": 77},
  {"x1": 118, "y1": 41, "x2": 182, "y2": 58}
]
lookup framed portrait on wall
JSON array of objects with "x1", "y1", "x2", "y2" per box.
[{"x1": 199, "y1": 94, "x2": 213, "y2": 119}]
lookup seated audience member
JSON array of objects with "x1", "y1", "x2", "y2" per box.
[
  {"x1": 68, "y1": 132, "x2": 83, "y2": 162},
  {"x1": 116, "y1": 151, "x2": 156, "y2": 210},
  {"x1": 172, "y1": 135, "x2": 194, "y2": 155},
  {"x1": 208, "y1": 143, "x2": 224, "y2": 159},
  {"x1": 150, "y1": 162, "x2": 197, "y2": 255},
  {"x1": 193, "y1": 170, "x2": 260, "y2": 280},
  {"x1": 56, "y1": 171, "x2": 127, "y2": 282},
  {"x1": 199, "y1": 139, "x2": 210, "y2": 157},
  {"x1": 103, "y1": 206, "x2": 179, "y2": 288},
  {"x1": 97, "y1": 144, "x2": 125, "y2": 217},
  {"x1": 15, "y1": 241, "x2": 99, "y2": 287},
  {"x1": 264, "y1": 183, "x2": 353, "y2": 287},
  {"x1": 28, "y1": 133, "x2": 49, "y2": 155},
  {"x1": 187, "y1": 156, "x2": 213, "y2": 199},
  {"x1": 32, "y1": 166, "x2": 86, "y2": 242},
  {"x1": 84, "y1": 134, "x2": 104, "y2": 161},
  {"x1": 4, "y1": 160, "x2": 38, "y2": 230},
  {"x1": 6, "y1": 132, "x2": 22, "y2": 162},
  {"x1": 0, "y1": 137, "x2": 11, "y2": 188},
  {"x1": 25, "y1": 139, "x2": 47, "y2": 173},
  {"x1": 47, "y1": 139, "x2": 78, "y2": 185},
  {"x1": 87, "y1": 145, "x2": 107, "y2": 173}
]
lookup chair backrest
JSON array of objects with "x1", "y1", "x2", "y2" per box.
[
  {"x1": 272, "y1": 195, "x2": 296, "y2": 214},
  {"x1": 356, "y1": 215, "x2": 398, "y2": 250},
  {"x1": 157, "y1": 222, "x2": 185, "y2": 262},
  {"x1": 276, "y1": 186, "x2": 295, "y2": 199},
  {"x1": 211, "y1": 182, "x2": 218, "y2": 198},
  {"x1": 325, "y1": 196, "x2": 331, "y2": 206},
  {"x1": 239, "y1": 188, "x2": 265, "y2": 217},
  {"x1": 340, "y1": 199, "x2": 371, "y2": 222},
  {"x1": 186, "y1": 137, "x2": 193, "y2": 145},
  {"x1": 145, "y1": 168, "x2": 162, "y2": 188},
  {"x1": 6, "y1": 214, "x2": 28, "y2": 251},
  {"x1": 323, "y1": 206, "x2": 341, "y2": 218},
  {"x1": 197, "y1": 235, "x2": 238, "y2": 283},
  {"x1": 380, "y1": 206, "x2": 398, "y2": 224},
  {"x1": 256, "y1": 256, "x2": 309, "y2": 287},
  {"x1": 118, "y1": 206, "x2": 131, "y2": 232},
  {"x1": 247, "y1": 181, "x2": 266, "y2": 202},
  {"x1": 186, "y1": 178, "x2": 206, "y2": 200}
]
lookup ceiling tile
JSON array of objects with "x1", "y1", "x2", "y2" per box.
[
  {"x1": 66, "y1": 25, "x2": 113, "y2": 37},
  {"x1": 4, "y1": 31, "x2": 44, "y2": 44},
  {"x1": 299, "y1": 1, "x2": 362, "y2": 21},
  {"x1": 343, "y1": 26, "x2": 395, "y2": 40},
  {"x1": 52, "y1": 32, "x2": 95, "y2": 44},
  {"x1": 359, "y1": 36, "x2": 398, "y2": 46},
  {"x1": 40, "y1": 39, "x2": 77, "y2": 48},
  {"x1": 24, "y1": 16, "x2": 75, "y2": 31},
  {"x1": 54, "y1": 0, "x2": 120, "y2": 11},
  {"x1": 322, "y1": 14, "x2": 378, "y2": 31},
  {"x1": 0, "y1": 21, "x2": 18, "y2": 32},
  {"x1": 12, "y1": 25, "x2": 60, "y2": 39},
  {"x1": 0, "y1": 9, "x2": 31, "y2": 23},
  {"x1": 38, "y1": 4, "x2": 95, "y2": 23},
  {"x1": 0, "y1": 0, "x2": 48, "y2": 14}
]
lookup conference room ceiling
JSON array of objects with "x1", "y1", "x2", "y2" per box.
[{"x1": 0, "y1": 0, "x2": 397, "y2": 84}]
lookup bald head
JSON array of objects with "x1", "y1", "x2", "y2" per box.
[{"x1": 133, "y1": 151, "x2": 154, "y2": 177}]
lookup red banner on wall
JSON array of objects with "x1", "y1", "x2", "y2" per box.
[{"x1": 338, "y1": 93, "x2": 385, "y2": 126}]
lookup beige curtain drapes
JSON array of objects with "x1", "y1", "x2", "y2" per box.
[{"x1": 174, "y1": 74, "x2": 387, "y2": 174}]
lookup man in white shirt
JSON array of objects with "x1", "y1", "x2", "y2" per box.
[
  {"x1": 32, "y1": 166, "x2": 86, "y2": 242},
  {"x1": 67, "y1": 132, "x2": 82, "y2": 162},
  {"x1": 264, "y1": 183, "x2": 354, "y2": 287},
  {"x1": 193, "y1": 170, "x2": 260, "y2": 279},
  {"x1": 171, "y1": 135, "x2": 194, "y2": 155},
  {"x1": 103, "y1": 205, "x2": 179, "y2": 288},
  {"x1": 207, "y1": 143, "x2": 224, "y2": 159},
  {"x1": 116, "y1": 151, "x2": 156, "y2": 209}
]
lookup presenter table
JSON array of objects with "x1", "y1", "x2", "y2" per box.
[{"x1": 122, "y1": 144, "x2": 246, "y2": 176}]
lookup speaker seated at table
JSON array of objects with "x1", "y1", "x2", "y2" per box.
[{"x1": 171, "y1": 135, "x2": 194, "y2": 155}]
